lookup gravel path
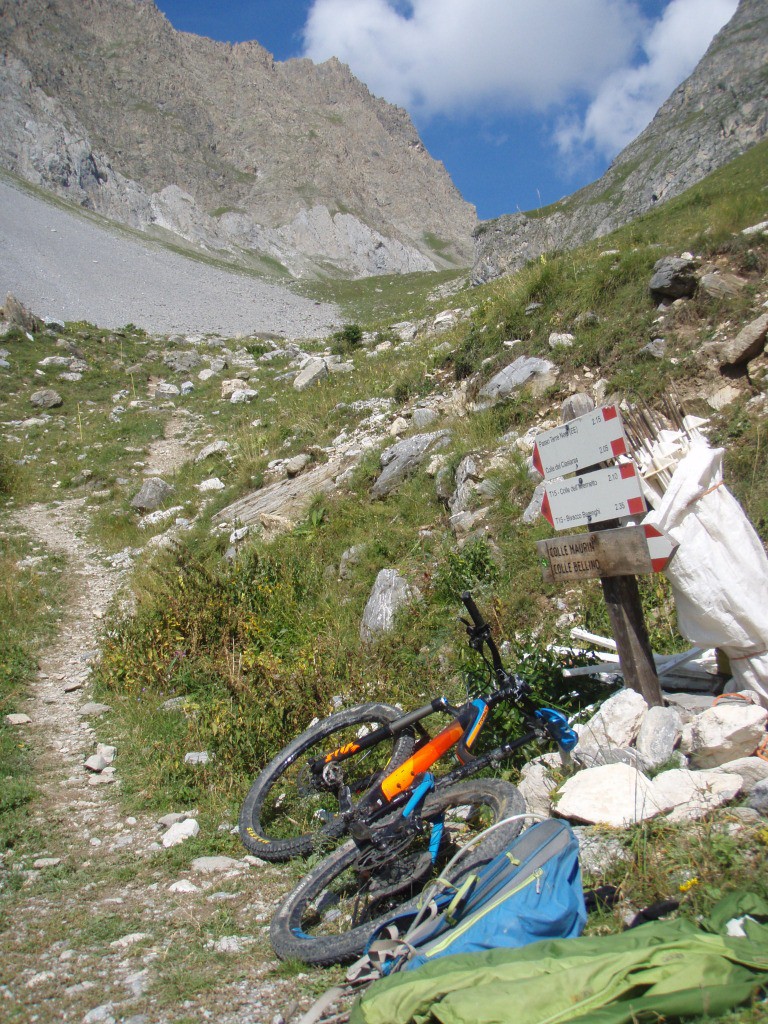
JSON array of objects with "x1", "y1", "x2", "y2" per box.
[
  {"x1": 3, "y1": 500, "x2": 312, "y2": 1024},
  {"x1": 0, "y1": 178, "x2": 342, "y2": 338}
]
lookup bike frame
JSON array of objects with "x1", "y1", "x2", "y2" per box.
[{"x1": 307, "y1": 593, "x2": 577, "y2": 834}]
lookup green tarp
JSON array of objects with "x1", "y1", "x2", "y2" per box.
[{"x1": 350, "y1": 893, "x2": 768, "y2": 1024}]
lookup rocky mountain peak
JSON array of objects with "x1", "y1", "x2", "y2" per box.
[
  {"x1": 472, "y1": 0, "x2": 768, "y2": 284},
  {"x1": 0, "y1": 0, "x2": 476, "y2": 279}
]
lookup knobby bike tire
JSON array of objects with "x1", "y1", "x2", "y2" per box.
[
  {"x1": 239, "y1": 703, "x2": 415, "y2": 862},
  {"x1": 270, "y1": 778, "x2": 526, "y2": 966}
]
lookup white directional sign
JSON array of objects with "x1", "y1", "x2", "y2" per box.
[
  {"x1": 532, "y1": 405, "x2": 628, "y2": 479},
  {"x1": 540, "y1": 462, "x2": 646, "y2": 530}
]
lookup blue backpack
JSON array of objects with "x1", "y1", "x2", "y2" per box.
[{"x1": 355, "y1": 818, "x2": 586, "y2": 978}]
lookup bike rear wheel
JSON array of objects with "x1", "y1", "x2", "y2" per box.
[
  {"x1": 270, "y1": 778, "x2": 526, "y2": 965},
  {"x1": 239, "y1": 702, "x2": 415, "y2": 862}
]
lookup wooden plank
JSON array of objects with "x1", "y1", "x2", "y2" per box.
[
  {"x1": 532, "y1": 405, "x2": 628, "y2": 478},
  {"x1": 537, "y1": 526, "x2": 654, "y2": 583}
]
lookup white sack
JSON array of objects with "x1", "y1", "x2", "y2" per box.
[{"x1": 644, "y1": 440, "x2": 768, "y2": 707}]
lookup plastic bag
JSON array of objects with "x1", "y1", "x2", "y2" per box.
[{"x1": 644, "y1": 440, "x2": 768, "y2": 707}]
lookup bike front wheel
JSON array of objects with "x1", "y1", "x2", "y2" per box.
[
  {"x1": 239, "y1": 702, "x2": 415, "y2": 862},
  {"x1": 270, "y1": 778, "x2": 526, "y2": 966}
]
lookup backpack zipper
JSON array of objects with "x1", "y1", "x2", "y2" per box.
[{"x1": 424, "y1": 867, "x2": 544, "y2": 959}]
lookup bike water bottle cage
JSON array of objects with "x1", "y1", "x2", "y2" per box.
[
  {"x1": 456, "y1": 699, "x2": 488, "y2": 765},
  {"x1": 535, "y1": 708, "x2": 578, "y2": 751}
]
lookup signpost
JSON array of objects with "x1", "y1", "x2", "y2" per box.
[
  {"x1": 535, "y1": 400, "x2": 670, "y2": 707},
  {"x1": 537, "y1": 524, "x2": 677, "y2": 584},
  {"x1": 540, "y1": 463, "x2": 646, "y2": 531},
  {"x1": 532, "y1": 405, "x2": 628, "y2": 478}
]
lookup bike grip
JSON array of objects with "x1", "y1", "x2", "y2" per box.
[{"x1": 460, "y1": 591, "x2": 487, "y2": 629}]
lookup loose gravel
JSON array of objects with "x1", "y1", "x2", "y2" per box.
[{"x1": 0, "y1": 178, "x2": 342, "y2": 338}]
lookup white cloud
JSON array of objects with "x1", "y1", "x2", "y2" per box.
[
  {"x1": 302, "y1": 0, "x2": 646, "y2": 115},
  {"x1": 556, "y1": 0, "x2": 738, "y2": 158},
  {"x1": 302, "y1": 0, "x2": 739, "y2": 165}
]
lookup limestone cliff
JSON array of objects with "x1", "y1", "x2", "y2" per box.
[{"x1": 0, "y1": 0, "x2": 476, "y2": 279}]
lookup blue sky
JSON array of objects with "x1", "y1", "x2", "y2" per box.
[{"x1": 153, "y1": 0, "x2": 737, "y2": 220}]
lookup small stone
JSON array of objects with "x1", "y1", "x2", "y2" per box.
[
  {"x1": 80, "y1": 703, "x2": 111, "y2": 717},
  {"x1": 195, "y1": 440, "x2": 230, "y2": 463},
  {"x1": 198, "y1": 477, "x2": 225, "y2": 492},
  {"x1": 5, "y1": 713, "x2": 31, "y2": 725},
  {"x1": 32, "y1": 858, "x2": 61, "y2": 869},
  {"x1": 162, "y1": 819, "x2": 200, "y2": 847},
  {"x1": 131, "y1": 477, "x2": 174, "y2": 512},
  {"x1": 83, "y1": 1004, "x2": 116, "y2": 1024},
  {"x1": 64, "y1": 678, "x2": 83, "y2": 693},
  {"x1": 168, "y1": 879, "x2": 199, "y2": 893},
  {"x1": 190, "y1": 856, "x2": 243, "y2": 874},
  {"x1": 96, "y1": 744, "x2": 116, "y2": 764},
  {"x1": 84, "y1": 754, "x2": 108, "y2": 773},
  {"x1": 548, "y1": 332, "x2": 574, "y2": 349},
  {"x1": 748, "y1": 778, "x2": 768, "y2": 816},
  {"x1": 30, "y1": 388, "x2": 63, "y2": 409},
  {"x1": 109, "y1": 932, "x2": 149, "y2": 949},
  {"x1": 184, "y1": 751, "x2": 210, "y2": 765}
]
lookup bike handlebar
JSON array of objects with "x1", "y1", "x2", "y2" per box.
[{"x1": 460, "y1": 591, "x2": 487, "y2": 630}]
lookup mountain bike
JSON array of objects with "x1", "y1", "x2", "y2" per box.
[{"x1": 239, "y1": 592, "x2": 579, "y2": 964}]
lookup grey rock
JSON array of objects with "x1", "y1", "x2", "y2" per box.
[
  {"x1": 371, "y1": 430, "x2": 451, "y2": 499},
  {"x1": 162, "y1": 819, "x2": 200, "y2": 847},
  {"x1": 155, "y1": 381, "x2": 181, "y2": 397},
  {"x1": 698, "y1": 271, "x2": 747, "y2": 299},
  {"x1": 635, "y1": 705, "x2": 682, "y2": 768},
  {"x1": 578, "y1": 689, "x2": 648, "y2": 755},
  {"x1": 294, "y1": 357, "x2": 329, "y2": 391},
  {"x1": 157, "y1": 812, "x2": 194, "y2": 828},
  {"x1": 130, "y1": 477, "x2": 174, "y2": 512},
  {"x1": 448, "y1": 455, "x2": 481, "y2": 518},
  {"x1": 477, "y1": 356, "x2": 557, "y2": 405},
  {"x1": 521, "y1": 481, "x2": 546, "y2": 524},
  {"x1": 747, "y1": 778, "x2": 768, "y2": 815},
  {"x1": 639, "y1": 338, "x2": 666, "y2": 359},
  {"x1": 184, "y1": 751, "x2": 210, "y2": 765},
  {"x1": 230, "y1": 387, "x2": 258, "y2": 403},
  {"x1": 190, "y1": 855, "x2": 243, "y2": 874},
  {"x1": 195, "y1": 440, "x2": 230, "y2": 463},
  {"x1": 285, "y1": 453, "x2": 311, "y2": 477},
  {"x1": 5, "y1": 713, "x2": 31, "y2": 725},
  {"x1": 548, "y1": 332, "x2": 574, "y2": 349},
  {"x1": 30, "y1": 388, "x2": 63, "y2": 409},
  {"x1": 556, "y1": 763, "x2": 665, "y2": 826},
  {"x1": 649, "y1": 256, "x2": 698, "y2": 300},
  {"x1": 712, "y1": 756, "x2": 768, "y2": 792},
  {"x1": 360, "y1": 568, "x2": 415, "y2": 641},
  {"x1": 654, "y1": 768, "x2": 743, "y2": 822},
  {"x1": 718, "y1": 312, "x2": 768, "y2": 367},
  {"x1": 411, "y1": 406, "x2": 438, "y2": 429},
  {"x1": 163, "y1": 350, "x2": 201, "y2": 372},
  {"x1": 681, "y1": 704, "x2": 768, "y2": 768},
  {"x1": 84, "y1": 754, "x2": 108, "y2": 773},
  {"x1": 160, "y1": 696, "x2": 187, "y2": 711},
  {"x1": 5, "y1": 292, "x2": 42, "y2": 331},
  {"x1": 561, "y1": 393, "x2": 594, "y2": 421}
]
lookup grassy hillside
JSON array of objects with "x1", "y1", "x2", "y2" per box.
[{"x1": 1, "y1": 139, "x2": 767, "y2": 1019}]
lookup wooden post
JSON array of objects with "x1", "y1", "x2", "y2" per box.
[{"x1": 562, "y1": 396, "x2": 664, "y2": 707}]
